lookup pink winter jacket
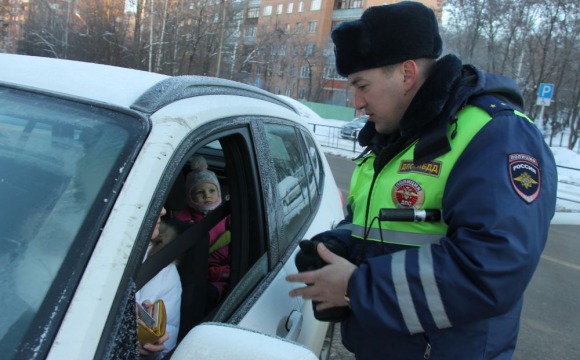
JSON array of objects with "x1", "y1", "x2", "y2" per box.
[{"x1": 173, "y1": 208, "x2": 231, "y2": 298}]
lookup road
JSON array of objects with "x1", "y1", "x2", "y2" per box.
[{"x1": 324, "y1": 154, "x2": 580, "y2": 360}]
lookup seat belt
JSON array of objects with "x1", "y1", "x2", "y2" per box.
[{"x1": 135, "y1": 200, "x2": 231, "y2": 290}]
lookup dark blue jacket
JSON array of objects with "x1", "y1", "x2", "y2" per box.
[{"x1": 317, "y1": 55, "x2": 558, "y2": 359}]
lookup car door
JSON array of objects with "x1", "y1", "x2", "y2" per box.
[{"x1": 121, "y1": 100, "x2": 310, "y2": 351}]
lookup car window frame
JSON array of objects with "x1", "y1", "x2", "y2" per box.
[{"x1": 95, "y1": 118, "x2": 273, "y2": 357}]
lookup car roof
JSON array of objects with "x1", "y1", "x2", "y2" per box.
[
  {"x1": 0, "y1": 54, "x2": 168, "y2": 108},
  {"x1": 0, "y1": 54, "x2": 297, "y2": 115}
]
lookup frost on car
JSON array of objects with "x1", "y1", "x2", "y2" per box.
[
  {"x1": 0, "y1": 54, "x2": 344, "y2": 360},
  {"x1": 0, "y1": 86, "x2": 145, "y2": 357}
]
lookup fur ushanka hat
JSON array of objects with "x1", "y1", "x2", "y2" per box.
[{"x1": 331, "y1": 1, "x2": 443, "y2": 77}]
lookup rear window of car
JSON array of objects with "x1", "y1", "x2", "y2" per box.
[{"x1": 0, "y1": 87, "x2": 146, "y2": 357}]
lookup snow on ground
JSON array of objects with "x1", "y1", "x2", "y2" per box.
[{"x1": 306, "y1": 116, "x2": 580, "y2": 213}]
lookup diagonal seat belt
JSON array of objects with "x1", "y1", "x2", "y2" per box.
[{"x1": 135, "y1": 200, "x2": 231, "y2": 290}]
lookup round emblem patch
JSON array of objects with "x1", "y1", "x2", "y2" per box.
[
  {"x1": 391, "y1": 179, "x2": 425, "y2": 209},
  {"x1": 508, "y1": 153, "x2": 541, "y2": 203}
]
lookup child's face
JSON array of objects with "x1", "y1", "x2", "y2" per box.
[{"x1": 191, "y1": 183, "x2": 220, "y2": 206}]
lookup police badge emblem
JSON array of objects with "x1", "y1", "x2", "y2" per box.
[
  {"x1": 391, "y1": 179, "x2": 425, "y2": 209},
  {"x1": 508, "y1": 153, "x2": 541, "y2": 203}
]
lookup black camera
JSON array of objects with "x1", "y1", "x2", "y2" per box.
[{"x1": 294, "y1": 239, "x2": 350, "y2": 322}]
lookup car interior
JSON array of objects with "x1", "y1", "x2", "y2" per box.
[{"x1": 133, "y1": 133, "x2": 268, "y2": 357}]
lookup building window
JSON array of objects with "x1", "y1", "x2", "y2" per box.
[
  {"x1": 247, "y1": 8, "x2": 259, "y2": 18},
  {"x1": 263, "y1": 5, "x2": 272, "y2": 16},
  {"x1": 300, "y1": 66, "x2": 310, "y2": 78},
  {"x1": 245, "y1": 25, "x2": 257, "y2": 38},
  {"x1": 289, "y1": 64, "x2": 295, "y2": 77},
  {"x1": 287, "y1": 3, "x2": 294, "y2": 13},
  {"x1": 323, "y1": 66, "x2": 339, "y2": 79},
  {"x1": 308, "y1": 21, "x2": 318, "y2": 33},
  {"x1": 298, "y1": 1, "x2": 304, "y2": 12},
  {"x1": 285, "y1": 87, "x2": 292, "y2": 97},
  {"x1": 276, "y1": 86, "x2": 282, "y2": 94},
  {"x1": 277, "y1": 4, "x2": 283, "y2": 14},
  {"x1": 298, "y1": 88, "x2": 306, "y2": 99},
  {"x1": 279, "y1": 44, "x2": 286, "y2": 55},
  {"x1": 305, "y1": 43, "x2": 314, "y2": 56},
  {"x1": 310, "y1": 0, "x2": 321, "y2": 11},
  {"x1": 295, "y1": 22, "x2": 302, "y2": 34}
]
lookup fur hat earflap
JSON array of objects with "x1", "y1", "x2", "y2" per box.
[{"x1": 331, "y1": 1, "x2": 443, "y2": 77}]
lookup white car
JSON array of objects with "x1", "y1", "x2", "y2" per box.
[{"x1": 0, "y1": 54, "x2": 344, "y2": 359}]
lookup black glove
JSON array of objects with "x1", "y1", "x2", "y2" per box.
[{"x1": 295, "y1": 239, "x2": 350, "y2": 322}]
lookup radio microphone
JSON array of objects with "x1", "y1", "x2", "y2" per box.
[{"x1": 378, "y1": 208, "x2": 442, "y2": 222}]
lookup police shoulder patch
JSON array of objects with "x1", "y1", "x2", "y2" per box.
[{"x1": 508, "y1": 153, "x2": 541, "y2": 203}]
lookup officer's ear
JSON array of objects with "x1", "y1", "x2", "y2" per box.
[{"x1": 401, "y1": 60, "x2": 420, "y2": 92}]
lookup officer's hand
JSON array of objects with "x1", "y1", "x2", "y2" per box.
[{"x1": 287, "y1": 242, "x2": 356, "y2": 310}]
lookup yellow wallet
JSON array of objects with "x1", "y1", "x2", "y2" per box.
[{"x1": 137, "y1": 299, "x2": 167, "y2": 345}]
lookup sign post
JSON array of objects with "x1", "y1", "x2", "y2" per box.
[{"x1": 536, "y1": 83, "x2": 554, "y2": 130}]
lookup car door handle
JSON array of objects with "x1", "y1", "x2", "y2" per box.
[{"x1": 285, "y1": 310, "x2": 303, "y2": 341}]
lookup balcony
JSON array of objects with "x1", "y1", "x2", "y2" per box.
[{"x1": 332, "y1": 8, "x2": 363, "y2": 21}]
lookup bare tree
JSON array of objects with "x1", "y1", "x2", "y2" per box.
[{"x1": 443, "y1": 0, "x2": 580, "y2": 150}]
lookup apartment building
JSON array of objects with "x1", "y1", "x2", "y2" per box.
[
  {"x1": 1, "y1": 0, "x2": 29, "y2": 53},
  {"x1": 2, "y1": 0, "x2": 443, "y2": 106},
  {"x1": 248, "y1": 0, "x2": 443, "y2": 105}
]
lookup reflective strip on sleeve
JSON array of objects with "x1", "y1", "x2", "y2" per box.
[
  {"x1": 392, "y1": 252, "x2": 424, "y2": 334},
  {"x1": 351, "y1": 225, "x2": 441, "y2": 246},
  {"x1": 334, "y1": 223, "x2": 353, "y2": 231},
  {"x1": 418, "y1": 245, "x2": 452, "y2": 329}
]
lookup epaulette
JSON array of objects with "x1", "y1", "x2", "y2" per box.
[{"x1": 468, "y1": 94, "x2": 515, "y2": 117}]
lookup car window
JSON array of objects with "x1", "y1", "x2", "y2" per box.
[
  {"x1": 130, "y1": 126, "x2": 270, "y2": 344},
  {"x1": 300, "y1": 130, "x2": 323, "y2": 205},
  {"x1": 263, "y1": 123, "x2": 312, "y2": 252},
  {"x1": 0, "y1": 87, "x2": 145, "y2": 357}
]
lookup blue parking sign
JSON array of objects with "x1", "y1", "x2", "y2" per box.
[{"x1": 538, "y1": 83, "x2": 554, "y2": 99}]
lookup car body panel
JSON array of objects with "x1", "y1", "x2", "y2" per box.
[{"x1": 1, "y1": 54, "x2": 344, "y2": 359}]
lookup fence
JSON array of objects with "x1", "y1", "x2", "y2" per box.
[
  {"x1": 309, "y1": 123, "x2": 364, "y2": 153},
  {"x1": 309, "y1": 122, "x2": 580, "y2": 208}
]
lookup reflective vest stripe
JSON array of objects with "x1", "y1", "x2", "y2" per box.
[
  {"x1": 392, "y1": 251, "x2": 424, "y2": 334},
  {"x1": 419, "y1": 246, "x2": 452, "y2": 329},
  {"x1": 335, "y1": 223, "x2": 353, "y2": 231},
  {"x1": 351, "y1": 224, "x2": 442, "y2": 246}
]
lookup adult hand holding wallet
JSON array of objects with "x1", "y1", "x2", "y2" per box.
[{"x1": 137, "y1": 299, "x2": 168, "y2": 352}]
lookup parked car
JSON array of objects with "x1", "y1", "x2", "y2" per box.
[
  {"x1": 0, "y1": 54, "x2": 345, "y2": 359},
  {"x1": 339, "y1": 116, "x2": 368, "y2": 140}
]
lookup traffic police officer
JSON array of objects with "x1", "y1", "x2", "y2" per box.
[{"x1": 286, "y1": 2, "x2": 558, "y2": 359}]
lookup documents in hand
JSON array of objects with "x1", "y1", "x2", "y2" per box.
[{"x1": 137, "y1": 299, "x2": 167, "y2": 345}]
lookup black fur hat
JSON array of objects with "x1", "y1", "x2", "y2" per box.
[{"x1": 331, "y1": 1, "x2": 442, "y2": 77}]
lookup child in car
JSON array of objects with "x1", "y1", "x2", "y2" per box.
[{"x1": 173, "y1": 155, "x2": 231, "y2": 309}]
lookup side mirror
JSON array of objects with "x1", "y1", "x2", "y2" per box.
[{"x1": 172, "y1": 322, "x2": 318, "y2": 360}]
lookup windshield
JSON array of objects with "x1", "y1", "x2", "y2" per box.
[{"x1": 0, "y1": 87, "x2": 146, "y2": 357}]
